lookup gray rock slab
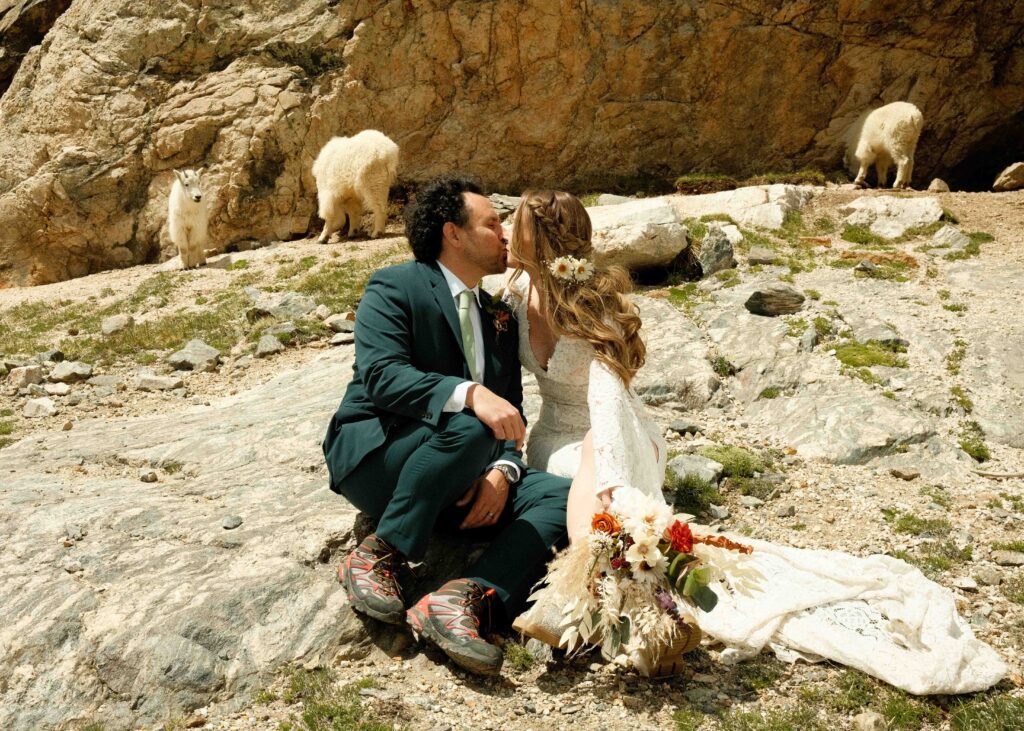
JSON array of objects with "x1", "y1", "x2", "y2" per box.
[
  {"x1": 668, "y1": 454, "x2": 724, "y2": 484},
  {"x1": 0, "y1": 349, "x2": 370, "y2": 729},
  {"x1": 694, "y1": 226, "x2": 736, "y2": 278},
  {"x1": 632, "y1": 297, "x2": 718, "y2": 407},
  {"x1": 325, "y1": 315, "x2": 356, "y2": 333},
  {"x1": 671, "y1": 184, "x2": 816, "y2": 229},
  {"x1": 933, "y1": 225, "x2": 970, "y2": 250},
  {"x1": 594, "y1": 194, "x2": 632, "y2": 206},
  {"x1": 50, "y1": 360, "x2": 93, "y2": 383},
  {"x1": 992, "y1": 551, "x2": 1024, "y2": 567},
  {"x1": 88, "y1": 374, "x2": 122, "y2": 388},
  {"x1": 43, "y1": 382, "x2": 71, "y2": 396},
  {"x1": 588, "y1": 197, "x2": 691, "y2": 270},
  {"x1": 246, "y1": 291, "x2": 317, "y2": 322},
  {"x1": 747, "y1": 246, "x2": 777, "y2": 265},
  {"x1": 838, "y1": 195, "x2": 943, "y2": 239},
  {"x1": 168, "y1": 339, "x2": 221, "y2": 372}
]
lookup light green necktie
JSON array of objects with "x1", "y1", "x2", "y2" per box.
[{"x1": 458, "y1": 289, "x2": 480, "y2": 382}]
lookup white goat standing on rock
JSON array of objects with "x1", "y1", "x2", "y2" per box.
[
  {"x1": 312, "y1": 129, "x2": 399, "y2": 243},
  {"x1": 168, "y1": 168, "x2": 209, "y2": 269},
  {"x1": 845, "y1": 101, "x2": 924, "y2": 189}
]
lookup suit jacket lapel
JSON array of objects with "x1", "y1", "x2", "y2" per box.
[{"x1": 422, "y1": 261, "x2": 468, "y2": 369}]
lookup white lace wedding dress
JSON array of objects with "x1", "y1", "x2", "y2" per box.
[{"x1": 506, "y1": 272, "x2": 1007, "y2": 695}]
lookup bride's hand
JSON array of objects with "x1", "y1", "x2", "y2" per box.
[
  {"x1": 466, "y1": 384, "x2": 526, "y2": 450},
  {"x1": 457, "y1": 469, "x2": 510, "y2": 529}
]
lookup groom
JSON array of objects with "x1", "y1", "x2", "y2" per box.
[{"x1": 322, "y1": 175, "x2": 571, "y2": 675}]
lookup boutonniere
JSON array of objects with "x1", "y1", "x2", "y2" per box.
[{"x1": 481, "y1": 293, "x2": 512, "y2": 333}]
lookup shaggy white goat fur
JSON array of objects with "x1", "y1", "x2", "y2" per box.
[
  {"x1": 312, "y1": 129, "x2": 399, "y2": 243},
  {"x1": 845, "y1": 101, "x2": 924, "y2": 189},
  {"x1": 168, "y1": 169, "x2": 209, "y2": 269}
]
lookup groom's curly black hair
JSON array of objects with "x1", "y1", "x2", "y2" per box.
[{"x1": 404, "y1": 174, "x2": 485, "y2": 261}]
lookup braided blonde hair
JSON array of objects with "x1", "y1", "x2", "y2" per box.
[{"x1": 509, "y1": 190, "x2": 645, "y2": 385}]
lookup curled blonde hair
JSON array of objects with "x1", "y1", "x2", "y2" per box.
[{"x1": 509, "y1": 190, "x2": 645, "y2": 385}]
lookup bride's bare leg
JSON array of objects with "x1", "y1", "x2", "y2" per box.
[{"x1": 567, "y1": 431, "x2": 605, "y2": 543}]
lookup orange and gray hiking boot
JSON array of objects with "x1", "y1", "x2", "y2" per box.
[
  {"x1": 339, "y1": 534, "x2": 406, "y2": 625},
  {"x1": 407, "y1": 578, "x2": 504, "y2": 676}
]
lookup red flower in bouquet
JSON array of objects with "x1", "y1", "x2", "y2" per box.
[{"x1": 667, "y1": 520, "x2": 694, "y2": 554}]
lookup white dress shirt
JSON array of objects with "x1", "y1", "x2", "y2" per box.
[{"x1": 437, "y1": 261, "x2": 521, "y2": 483}]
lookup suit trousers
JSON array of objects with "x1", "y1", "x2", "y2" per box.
[{"x1": 335, "y1": 411, "x2": 571, "y2": 616}]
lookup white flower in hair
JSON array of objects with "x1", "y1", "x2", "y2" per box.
[
  {"x1": 549, "y1": 256, "x2": 574, "y2": 281},
  {"x1": 573, "y1": 257, "x2": 595, "y2": 282}
]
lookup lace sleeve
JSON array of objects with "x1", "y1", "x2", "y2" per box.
[{"x1": 588, "y1": 358, "x2": 646, "y2": 495}]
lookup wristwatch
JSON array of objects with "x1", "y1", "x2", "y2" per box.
[{"x1": 491, "y1": 463, "x2": 519, "y2": 487}]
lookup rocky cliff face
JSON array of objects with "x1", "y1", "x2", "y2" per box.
[{"x1": 1, "y1": 0, "x2": 1022, "y2": 286}]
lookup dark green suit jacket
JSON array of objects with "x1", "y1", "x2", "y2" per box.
[{"x1": 323, "y1": 260, "x2": 526, "y2": 489}]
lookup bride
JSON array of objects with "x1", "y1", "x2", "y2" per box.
[{"x1": 501, "y1": 190, "x2": 1007, "y2": 694}]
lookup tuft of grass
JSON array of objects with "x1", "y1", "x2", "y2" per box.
[
  {"x1": 254, "y1": 688, "x2": 279, "y2": 704},
  {"x1": 718, "y1": 706, "x2": 828, "y2": 731},
  {"x1": 943, "y1": 303, "x2": 968, "y2": 313},
  {"x1": 697, "y1": 445, "x2": 765, "y2": 478},
  {"x1": 726, "y1": 476, "x2": 776, "y2": 500},
  {"x1": 673, "y1": 705, "x2": 708, "y2": 731},
  {"x1": 944, "y1": 232, "x2": 994, "y2": 261},
  {"x1": 667, "y1": 283, "x2": 707, "y2": 314},
  {"x1": 812, "y1": 316, "x2": 835, "y2": 339},
  {"x1": 784, "y1": 317, "x2": 808, "y2": 338},
  {"x1": 946, "y1": 338, "x2": 967, "y2": 376},
  {"x1": 674, "y1": 173, "x2": 738, "y2": 194},
  {"x1": 919, "y1": 485, "x2": 951, "y2": 509},
  {"x1": 503, "y1": 640, "x2": 536, "y2": 671},
  {"x1": 295, "y1": 248, "x2": 405, "y2": 312},
  {"x1": 664, "y1": 472, "x2": 723, "y2": 515},
  {"x1": 841, "y1": 224, "x2": 886, "y2": 246},
  {"x1": 281, "y1": 668, "x2": 390, "y2": 731},
  {"x1": 881, "y1": 691, "x2": 943, "y2": 730},
  {"x1": 950, "y1": 694, "x2": 1024, "y2": 730},
  {"x1": 958, "y1": 420, "x2": 990, "y2": 462},
  {"x1": 700, "y1": 213, "x2": 736, "y2": 224},
  {"x1": 226, "y1": 259, "x2": 250, "y2": 271},
  {"x1": 993, "y1": 540, "x2": 1024, "y2": 552},
  {"x1": 276, "y1": 255, "x2": 318, "y2": 279},
  {"x1": 737, "y1": 657, "x2": 786, "y2": 692},
  {"x1": 743, "y1": 169, "x2": 827, "y2": 187},
  {"x1": 840, "y1": 365, "x2": 883, "y2": 386},
  {"x1": 804, "y1": 289, "x2": 821, "y2": 300},
  {"x1": 778, "y1": 210, "x2": 808, "y2": 243},
  {"x1": 950, "y1": 385, "x2": 974, "y2": 413},
  {"x1": 758, "y1": 387, "x2": 781, "y2": 400},
  {"x1": 709, "y1": 355, "x2": 735, "y2": 378},
  {"x1": 895, "y1": 542, "x2": 973, "y2": 578},
  {"x1": 891, "y1": 511, "x2": 953, "y2": 536},
  {"x1": 834, "y1": 340, "x2": 908, "y2": 369},
  {"x1": 715, "y1": 268, "x2": 741, "y2": 288},
  {"x1": 813, "y1": 216, "x2": 836, "y2": 234},
  {"x1": 942, "y1": 208, "x2": 960, "y2": 224},
  {"x1": 938, "y1": 289, "x2": 951, "y2": 300}
]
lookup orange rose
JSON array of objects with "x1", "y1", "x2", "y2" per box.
[{"x1": 591, "y1": 512, "x2": 621, "y2": 536}]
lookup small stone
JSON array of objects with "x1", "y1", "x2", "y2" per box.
[
  {"x1": 927, "y1": 178, "x2": 950, "y2": 193},
  {"x1": 560, "y1": 704, "x2": 582, "y2": 715},
  {"x1": 168, "y1": 339, "x2": 220, "y2": 372},
  {"x1": 668, "y1": 454, "x2": 723, "y2": 484},
  {"x1": 28, "y1": 383, "x2": 46, "y2": 396},
  {"x1": 222, "y1": 515, "x2": 243, "y2": 530},
  {"x1": 67, "y1": 393, "x2": 83, "y2": 406},
  {"x1": 993, "y1": 161, "x2": 1024, "y2": 192},
  {"x1": 136, "y1": 374, "x2": 185, "y2": 392},
  {"x1": 255, "y1": 334, "x2": 286, "y2": 358},
  {"x1": 744, "y1": 284, "x2": 805, "y2": 316},
  {"x1": 954, "y1": 577, "x2": 978, "y2": 592},
  {"x1": 853, "y1": 711, "x2": 886, "y2": 731},
  {"x1": 49, "y1": 360, "x2": 93, "y2": 383},
  {"x1": 37, "y1": 349, "x2": 65, "y2": 363},
  {"x1": 313, "y1": 304, "x2": 331, "y2": 320},
  {"x1": 854, "y1": 260, "x2": 879, "y2": 273},
  {"x1": 325, "y1": 314, "x2": 357, "y2": 333},
  {"x1": 776, "y1": 505, "x2": 796, "y2": 518},
  {"x1": 9, "y1": 365, "x2": 43, "y2": 388},
  {"x1": 799, "y1": 326, "x2": 818, "y2": 352},
  {"x1": 61, "y1": 558, "x2": 84, "y2": 574},
  {"x1": 330, "y1": 333, "x2": 355, "y2": 346},
  {"x1": 183, "y1": 715, "x2": 207, "y2": 729},
  {"x1": 747, "y1": 246, "x2": 777, "y2": 265},
  {"x1": 62, "y1": 420, "x2": 73, "y2": 431},
  {"x1": 889, "y1": 468, "x2": 920, "y2": 481},
  {"x1": 932, "y1": 225, "x2": 970, "y2": 250},
  {"x1": 24, "y1": 397, "x2": 57, "y2": 418},
  {"x1": 87, "y1": 374, "x2": 121, "y2": 388},
  {"x1": 267, "y1": 321, "x2": 298, "y2": 340},
  {"x1": 974, "y1": 566, "x2": 1002, "y2": 586},
  {"x1": 139, "y1": 468, "x2": 158, "y2": 483},
  {"x1": 739, "y1": 495, "x2": 764, "y2": 507},
  {"x1": 708, "y1": 504, "x2": 730, "y2": 520},
  {"x1": 101, "y1": 314, "x2": 134, "y2": 335},
  {"x1": 44, "y1": 382, "x2": 71, "y2": 396},
  {"x1": 992, "y1": 550, "x2": 1024, "y2": 567},
  {"x1": 669, "y1": 420, "x2": 703, "y2": 436}
]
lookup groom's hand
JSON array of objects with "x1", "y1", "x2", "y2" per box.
[
  {"x1": 456, "y1": 469, "x2": 509, "y2": 529},
  {"x1": 465, "y1": 385, "x2": 525, "y2": 450}
]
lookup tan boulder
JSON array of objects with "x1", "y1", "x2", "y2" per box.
[{"x1": 0, "y1": 0, "x2": 1022, "y2": 285}]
